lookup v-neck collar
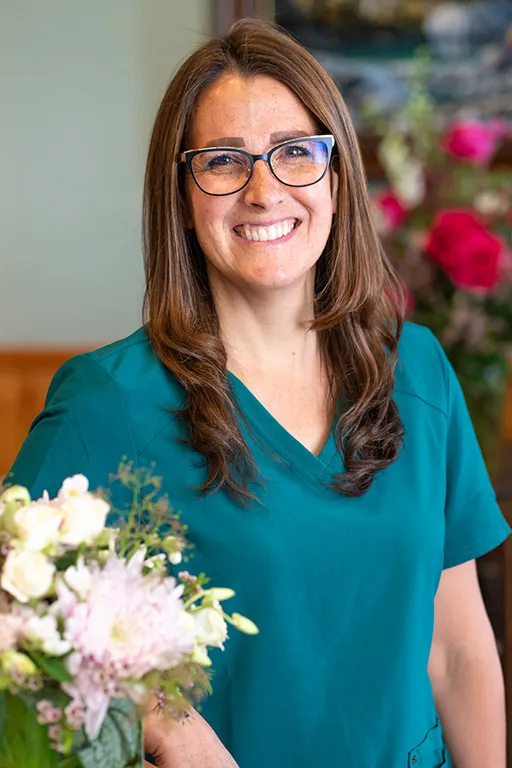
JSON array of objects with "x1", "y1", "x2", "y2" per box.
[{"x1": 227, "y1": 371, "x2": 341, "y2": 484}]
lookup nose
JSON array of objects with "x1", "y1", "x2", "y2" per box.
[{"x1": 241, "y1": 158, "x2": 284, "y2": 209}]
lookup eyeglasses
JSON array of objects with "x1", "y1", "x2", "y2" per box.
[{"x1": 178, "y1": 134, "x2": 335, "y2": 196}]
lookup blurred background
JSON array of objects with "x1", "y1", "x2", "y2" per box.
[
  {"x1": 0, "y1": 0, "x2": 211, "y2": 473},
  {"x1": 0, "y1": 0, "x2": 212, "y2": 347},
  {"x1": 1, "y1": 0, "x2": 512, "y2": 759}
]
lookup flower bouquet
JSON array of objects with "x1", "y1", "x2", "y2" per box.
[
  {"x1": 368, "y1": 60, "x2": 512, "y2": 468},
  {"x1": 0, "y1": 466, "x2": 258, "y2": 767}
]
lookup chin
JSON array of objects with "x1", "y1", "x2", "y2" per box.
[{"x1": 240, "y1": 268, "x2": 312, "y2": 292}]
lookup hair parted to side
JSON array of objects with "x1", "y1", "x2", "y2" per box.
[{"x1": 143, "y1": 17, "x2": 406, "y2": 503}]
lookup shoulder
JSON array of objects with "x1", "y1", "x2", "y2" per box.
[
  {"x1": 395, "y1": 321, "x2": 451, "y2": 416},
  {"x1": 46, "y1": 327, "x2": 185, "y2": 450}
]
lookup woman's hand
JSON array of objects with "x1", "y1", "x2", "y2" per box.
[{"x1": 143, "y1": 706, "x2": 239, "y2": 768}]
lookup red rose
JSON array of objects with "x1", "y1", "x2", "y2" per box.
[
  {"x1": 441, "y1": 119, "x2": 509, "y2": 166},
  {"x1": 425, "y1": 210, "x2": 503, "y2": 291},
  {"x1": 372, "y1": 191, "x2": 407, "y2": 236}
]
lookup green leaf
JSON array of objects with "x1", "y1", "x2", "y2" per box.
[
  {"x1": 0, "y1": 692, "x2": 5, "y2": 727},
  {"x1": 57, "y1": 758, "x2": 82, "y2": 768},
  {"x1": 75, "y1": 698, "x2": 140, "y2": 768},
  {"x1": 0, "y1": 692, "x2": 59, "y2": 768},
  {"x1": 54, "y1": 550, "x2": 79, "y2": 571},
  {"x1": 28, "y1": 651, "x2": 73, "y2": 683}
]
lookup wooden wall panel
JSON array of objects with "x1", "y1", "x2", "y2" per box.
[{"x1": 0, "y1": 349, "x2": 89, "y2": 478}]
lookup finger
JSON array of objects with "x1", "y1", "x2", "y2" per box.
[{"x1": 143, "y1": 707, "x2": 194, "y2": 757}]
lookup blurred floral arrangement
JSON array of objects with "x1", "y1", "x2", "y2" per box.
[
  {"x1": 0, "y1": 467, "x2": 257, "y2": 767},
  {"x1": 368, "y1": 59, "x2": 512, "y2": 467}
]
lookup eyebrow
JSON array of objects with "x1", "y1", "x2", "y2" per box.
[{"x1": 203, "y1": 130, "x2": 311, "y2": 148}]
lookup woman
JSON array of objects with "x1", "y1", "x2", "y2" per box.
[{"x1": 8, "y1": 18, "x2": 509, "y2": 768}]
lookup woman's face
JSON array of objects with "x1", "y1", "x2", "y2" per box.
[{"x1": 184, "y1": 74, "x2": 337, "y2": 296}]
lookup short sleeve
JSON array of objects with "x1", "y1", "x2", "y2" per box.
[
  {"x1": 6, "y1": 354, "x2": 138, "y2": 514},
  {"x1": 441, "y1": 347, "x2": 511, "y2": 568}
]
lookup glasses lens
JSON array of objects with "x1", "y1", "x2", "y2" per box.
[
  {"x1": 190, "y1": 150, "x2": 251, "y2": 194},
  {"x1": 271, "y1": 139, "x2": 329, "y2": 186}
]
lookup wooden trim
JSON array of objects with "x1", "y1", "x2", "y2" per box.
[
  {"x1": 213, "y1": 0, "x2": 274, "y2": 31},
  {"x1": 0, "y1": 347, "x2": 92, "y2": 477},
  {"x1": 0, "y1": 348, "x2": 91, "y2": 368},
  {"x1": 213, "y1": 0, "x2": 259, "y2": 31}
]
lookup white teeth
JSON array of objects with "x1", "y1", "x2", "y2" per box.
[{"x1": 236, "y1": 220, "x2": 296, "y2": 242}]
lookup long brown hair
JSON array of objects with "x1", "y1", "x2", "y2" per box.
[{"x1": 143, "y1": 18, "x2": 405, "y2": 502}]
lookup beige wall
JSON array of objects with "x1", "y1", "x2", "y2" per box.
[{"x1": 0, "y1": 0, "x2": 212, "y2": 344}]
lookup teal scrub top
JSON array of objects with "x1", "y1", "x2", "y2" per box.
[{"x1": 8, "y1": 322, "x2": 510, "y2": 768}]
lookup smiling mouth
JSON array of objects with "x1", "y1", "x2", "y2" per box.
[{"x1": 233, "y1": 219, "x2": 299, "y2": 242}]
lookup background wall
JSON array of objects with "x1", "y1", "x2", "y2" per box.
[{"x1": 0, "y1": 0, "x2": 212, "y2": 345}]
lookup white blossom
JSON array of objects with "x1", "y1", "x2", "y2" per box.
[{"x1": 1, "y1": 550, "x2": 55, "y2": 603}]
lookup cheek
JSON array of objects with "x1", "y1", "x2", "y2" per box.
[
  {"x1": 186, "y1": 184, "x2": 226, "y2": 237},
  {"x1": 187, "y1": 193, "x2": 233, "y2": 264},
  {"x1": 188, "y1": 193, "x2": 222, "y2": 236},
  {"x1": 305, "y1": 194, "x2": 335, "y2": 240},
  {"x1": 300, "y1": 180, "x2": 334, "y2": 229}
]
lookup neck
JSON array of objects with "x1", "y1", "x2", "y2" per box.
[{"x1": 208, "y1": 269, "x2": 321, "y2": 378}]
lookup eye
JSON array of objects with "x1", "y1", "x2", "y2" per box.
[
  {"x1": 284, "y1": 144, "x2": 312, "y2": 158},
  {"x1": 206, "y1": 154, "x2": 235, "y2": 168},
  {"x1": 200, "y1": 152, "x2": 247, "y2": 173}
]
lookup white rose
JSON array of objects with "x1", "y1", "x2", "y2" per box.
[
  {"x1": 59, "y1": 496, "x2": 110, "y2": 547},
  {"x1": 23, "y1": 614, "x2": 71, "y2": 656},
  {"x1": 13, "y1": 503, "x2": 64, "y2": 552},
  {"x1": 63, "y1": 557, "x2": 93, "y2": 599},
  {"x1": 57, "y1": 474, "x2": 89, "y2": 501},
  {"x1": 179, "y1": 610, "x2": 196, "y2": 635},
  {"x1": 1, "y1": 550, "x2": 55, "y2": 603},
  {"x1": 194, "y1": 606, "x2": 228, "y2": 649}
]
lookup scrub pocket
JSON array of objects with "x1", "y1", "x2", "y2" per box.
[{"x1": 407, "y1": 719, "x2": 449, "y2": 767}]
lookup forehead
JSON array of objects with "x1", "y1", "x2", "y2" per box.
[{"x1": 188, "y1": 73, "x2": 318, "y2": 148}]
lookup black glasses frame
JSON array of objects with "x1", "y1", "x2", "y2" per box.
[{"x1": 178, "y1": 134, "x2": 336, "y2": 196}]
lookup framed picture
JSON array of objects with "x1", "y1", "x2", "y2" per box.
[{"x1": 215, "y1": 0, "x2": 512, "y2": 174}]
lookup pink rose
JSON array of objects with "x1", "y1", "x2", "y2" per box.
[
  {"x1": 373, "y1": 191, "x2": 407, "y2": 235},
  {"x1": 425, "y1": 210, "x2": 504, "y2": 292},
  {"x1": 442, "y1": 119, "x2": 509, "y2": 166}
]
